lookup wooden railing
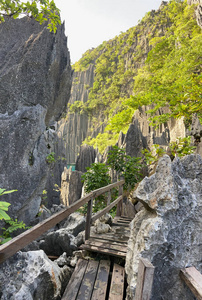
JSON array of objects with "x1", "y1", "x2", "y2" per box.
[{"x1": 0, "y1": 180, "x2": 125, "y2": 264}]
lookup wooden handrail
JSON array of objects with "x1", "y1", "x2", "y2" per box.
[
  {"x1": 180, "y1": 267, "x2": 202, "y2": 300},
  {"x1": 0, "y1": 180, "x2": 125, "y2": 264}
]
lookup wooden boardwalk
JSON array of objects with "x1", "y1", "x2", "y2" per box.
[
  {"x1": 62, "y1": 259, "x2": 125, "y2": 300},
  {"x1": 80, "y1": 216, "x2": 132, "y2": 258}
]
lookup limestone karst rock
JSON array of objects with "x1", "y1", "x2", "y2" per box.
[
  {"x1": 0, "y1": 17, "x2": 72, "y2": 223},
  {"x1": 0, "y1": 250, "x2": 72, "y2": 300},
  {"x1": 60, "y1": 167, "x2": 83, "y2": 206},
  {"x1": 125, "y1": 154, "x2": 202, "y2": 300}
]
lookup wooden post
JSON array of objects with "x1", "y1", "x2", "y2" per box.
[
  {"x1": 107, "y1": 190, "x2": 111, "y2": 206},
  {"x1": 135, "y1": 257, "x2": 155, "y2": 300},
  {"x1": 85, "y1": 199, "x2": 93, "y2": 241},
  {"x1": 116, "y1": 183, "x2": 123, "y2": 217}
]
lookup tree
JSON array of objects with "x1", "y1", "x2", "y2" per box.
[{"x1": 0, "y1": 0, "x2": 61, "y2": 33}]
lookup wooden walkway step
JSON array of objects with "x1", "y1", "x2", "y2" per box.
[
  {"x1": 80, "y1": 216, "x2": 132, "y2": 258},
  {"x1": 62, "y1": 259, "x2": 125, "y2": 300}
]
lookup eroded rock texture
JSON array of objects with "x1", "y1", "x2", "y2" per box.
[
  {"x1": 0, "y1": 17, "x2": 72, "y2": 223},
  {"x1": 60, "y1": 167, "x2": 83, "y2": 206},
  {"x1": 0, "y1": 250, "x2": 72, "y2": 300},
  {"x1": 126, "y1": 154, "x2": 202, "y2": 300}
]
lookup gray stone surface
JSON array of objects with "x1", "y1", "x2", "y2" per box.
[
  {"x1": 0, "y1": 17, "x2": 71, "y2": 124},
  {"x1": 39, "y1": 213, "x2": 85, "y2": 256},
  {"x1": 0, "y1": 250, "x2": 72, "y2": 300},
  {"x1": 191, "y1": 114, "x2": 202, "y2": 157},
  {"x1": 75, "y1": 144, "x2": 96, "y2": 172},
  {"x1": 60, "y1": 167, "x2": 83, "y2": 206},
  {"x1": 126, "y1": 154, "x2": 202, "y2": 300},
  {"x1": 0, "y1": 17, "x2": 72, "y2": 223}
]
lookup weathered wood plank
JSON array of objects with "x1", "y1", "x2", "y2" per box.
[
  {"x1": 109, "y1": 263, "x2": 125, "y2": 300},
  {"x1": 91, "y1": 260, "x2": 111, "y2": 300},
  {"x1": 62, "y1": 259, "x2": 88, "y2": 300},
  {"x1": 135, "y1": 257, "x2": 155, "y2": 300},
  {"x1": 88, "y1": 237, "x2": 128, "y2": 247},
  {"x1": 85, "y1": 199, "x2": 93, "y2": 241},
  {"x1": 80, "y1": 244, "x2": 126, "y2": 258},
  {"x1": 90, "y1": 232, "x2": 129, "y2": 243},
  {"x1": 85, "y1": 239, "x2": 128, "y2": 253},
  {"x1": 180, "y1": 267, "x2": 202, "y2": 300},
  {"x1": 91, "y1": 196, "x2": 123, "y2": 224},
  {"x1": 77, "y1": 260, "x2": 99, "y2": 300},
  {"x1": 0, "y1": 180, "x2": 124, "y2": 264}
]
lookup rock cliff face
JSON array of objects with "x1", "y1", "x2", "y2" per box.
[
  {"x1": 125, "y1": 154, "x2": 202, "y2": 299},
  {"x1": 57, "y1": 64, "x2": 106, "y2": 164},
  {"x1": 122, "y1": 106, "x2": 186, "y2": 158},
  {"x1": 0, "y1": 17, "x2": 72, "y2": 223}
]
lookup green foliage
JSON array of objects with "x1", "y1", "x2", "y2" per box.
[
  {"x1": 0, "y1": 0, "x2": 61, "y2": 33},
  {"x1": 82, "y1": 133, "x2": 119, "y2": 154},
  {"x1": 169, "y1": 136, "x2": 196, "y2": 157},
  {"x1": 107, "y1": 146, "x2": 142, "y2": 190},
  {"x1": 82, "y1": 163, "x2": 111, "y2": 194},
  {"x1": 0, "y1": 218, "x2": 29, "y2": 244},
  {"x1": 126, "y1": 1, "x2": 202, "y2": 126},
  {"x1": 46, "y1": 152, "x2": 56, "y2": 164},
  {"x1": 72, "y1": 0, "x2": 201, "y2": 153},
  {"x1": 141, "y1": 137, "x2": 196, "y2": 166},
  {"x1": 80, "y1": 163, "x2": 111, "y2": 215},
  {"x1": 141, "y1": 145, "x2": 166, "y2": 166},
  {"x1": 0, "y1": 188, "x2": 28, "y2": 245},
  {"x1": 0, "y1": 188, "x2": 17, "y2": 220}
]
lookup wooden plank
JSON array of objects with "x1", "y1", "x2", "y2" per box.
[
  {"x1": 91, "y1": 196, "x2": 123, "y2": 224},
  {"x1": 88, "y1": 237, "x2": 128, "y2": 247},
  {"x1": 109, "y1": 263, "x2": 125, "y2": 300},
  {"x1": 85, "y1": 239, "x2": 128, "y2": 253},
  {"x1": 135, "y1": 257, "x2": 155, "y2": 300},
  {"x1": 90, "y1": 233, "x2": 129, "y2": 243},
  {"x1": 0, "y1": 180, "x2": 124, "y2": 264},
  {"x1": 80, "y1": 244, "x2": 126, "y2": 258},
  {"x1": 180, "y1": 267, "x2": 202, "y2": 300},
  {"x1": 91, "y1": 260, "x2": 111, "y2": 300},
  {"x1": 62, "y1": 258, "x2": 88, "y2": 300},
  {"x1": 85, "y1": 199, "x2": 93, "y2": 241},
  {"x1": 77, "y1": 260, "x2": 99, "y2": 300}
]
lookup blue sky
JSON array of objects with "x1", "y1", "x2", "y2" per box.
[{"x1": 54, "y1": 0, "x2": 164, "y2": 63}]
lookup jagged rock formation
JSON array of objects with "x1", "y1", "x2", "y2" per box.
[
  {"x1": 60, "y1": 167, "x2": 83, "y2": 206},
  {"x1": 58, "y1": 2, "x2": 172, "y2": 164},
  {"x1": 125, "y1": 154, "x2": 202, "y2": 299},
  {"x1": 0, "y1": 250, "x2": 72, "y2": 300},
  {"x1": 57, "y1": 64, "x2": 106, "y2": 164},
  {"x1": 122, "y1": 106, "x2": 186, "y2": 157},
  {"x1": 0, "y1": 17, "x2": 72, "y2": 223},
  {"x1": 75, "y1": 145, "x2": 97, "y2": 172}
]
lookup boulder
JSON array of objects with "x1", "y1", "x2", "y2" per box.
[
  {"x1": 0, "y1": 250, "x2": 72, "y2": 300},
  {"x1": 39, "y1": 213, "x2": 85, "y2": 256},
  {"x1": 126, "y1": 154, "x2": 202, "y2": 300}
]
